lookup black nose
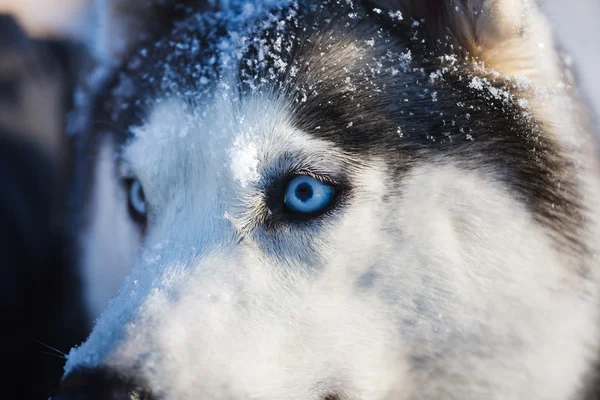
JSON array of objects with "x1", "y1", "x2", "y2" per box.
[{"x1": 50, "y1": 367, "x2": 153, "y2": 400}]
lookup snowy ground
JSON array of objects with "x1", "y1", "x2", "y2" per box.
[{"x1": 1, "y1": 0, "x2": 599, "y2": 122}]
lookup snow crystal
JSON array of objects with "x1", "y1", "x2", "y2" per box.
[
  {"x1": 468, "y1": 75, "x2": 511, "y2": 104},
  {"x1": 518, "y1": 98, "x2": 530, "y2": 109},
  {"x1": 388, "y1": 10, "x2": 403, "y2": 21},
  {"x1": 230, "y1": 136, "x2": 260, "y2": 187},
  {"x1": 469, "y1": 76, "x2": 484, "y2": 91},
  {"x1": 429, "y1": 70, "x2": 443, "y2": 83}
]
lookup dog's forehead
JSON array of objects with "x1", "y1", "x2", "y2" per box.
[{"x1": 121, "y1": 94, "x2": 340, "y2": 190}]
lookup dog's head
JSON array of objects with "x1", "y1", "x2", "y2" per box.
[{"x1": 56, "y1": 0, "x2": 600, "y2": 399}]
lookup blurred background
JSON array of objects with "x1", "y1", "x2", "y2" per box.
[
  {"x1": 0, "y1": 1, "x2": 90, "y2": 398},
  {"x1": 0, "y1": 0, "x2": 88, "y2": 38},
  {"x1": 0, "y1": 0, "x2": 599, "y2": 399}
]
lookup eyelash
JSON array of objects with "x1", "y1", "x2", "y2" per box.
[{"x1": 263, "y1": 172, "x2": 348, "y2": 227}]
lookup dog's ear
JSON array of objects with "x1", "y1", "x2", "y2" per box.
[
  {"x1": 92, "y1": 0, "x2": 201, "y2": 64},
  {"x1": 371, "y1": 0, "x2": 558, "y2": 79}
]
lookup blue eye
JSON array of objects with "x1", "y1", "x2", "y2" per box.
[
  {"x1": 127, "y1": 179, "x2": 147, "y2": 219},
  {"x1": 284, "y1": 175, "x2": 335, "y2": 215}
]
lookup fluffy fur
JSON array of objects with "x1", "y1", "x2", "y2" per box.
[{"x1": 55, "y1": 0, "x2": 600, "y2": 399}]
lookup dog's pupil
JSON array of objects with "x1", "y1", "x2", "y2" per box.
[{"x1": 295, "y1": 182, "x2": 313, "y2": 202}]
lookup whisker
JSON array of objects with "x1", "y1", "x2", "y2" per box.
[
  {"x1": 40, "y1": 350, "x2": 67, "y2": 360},
  {"x1": 29, "y1": 336, "x2": 68, "y2": 357}
]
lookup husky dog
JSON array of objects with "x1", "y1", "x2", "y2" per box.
[{"x1": 54, "y1": 0, "x2": 600, "y2": 399}]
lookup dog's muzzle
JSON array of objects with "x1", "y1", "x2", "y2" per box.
[{"x1": 50, "y1": 367, "x2": 153, "y2": 400}]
